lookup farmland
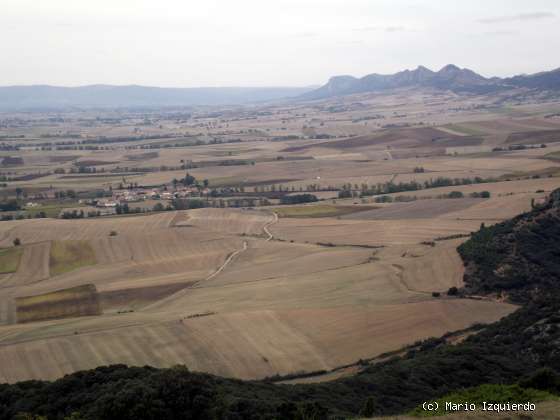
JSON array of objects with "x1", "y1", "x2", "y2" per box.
[{"x1": 0, "y1": 88, "x2": 559, "y2": 385}]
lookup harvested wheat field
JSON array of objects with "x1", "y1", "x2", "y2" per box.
[{"x1": 0, "y1": 205, "x2": 517, "y2": 383}]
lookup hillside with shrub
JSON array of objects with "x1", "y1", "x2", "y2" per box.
[{"x1": 459, "y1": 188, "x2": 560, "y2": 302}]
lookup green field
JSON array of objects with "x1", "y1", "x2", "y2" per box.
[
  {"x1": 544, "y1": 151, "x2": 560, "y2": 162},
  {"x1": 441, "y1": 123, "x2": 488, "y2": 136},
  {"x1": 25, "y1": 201, "x2": 85, "y2": 218},
  {"x1": 49, "y1": 240, "x2": 97, "y2": 276},
  {"x1": 0, "y1": 247, "x2": 24, "y2": 274},
  {"x1": 272, "y1": 204, "x2": 377, "y2": 218}
]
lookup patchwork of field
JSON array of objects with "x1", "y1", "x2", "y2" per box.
[
  {"x1": 1, "y1": 91, "x2": 560, "y2": 384},
  {"x1": 0, "y1": 201, "x2": 519, "y2": 383}
]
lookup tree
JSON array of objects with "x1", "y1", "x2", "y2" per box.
[
  {"x1": 359, "y1": 396, "x2": 377, "y2": 418},
  {"x1": 153, "y1": 203, "x2": 165, "y2": 212},
  {"x1": 183, "y1": 172, "x2": 196, "y2": 186},
  {"x1": 338, "y1": 190, "x2": 352, "y2": 199},
  {"x1": 280, "y1": 194, "x2": 318, "y2": 205},
  {"x1": 447, "y1": 286, "x2": 459, "y2": 296},
  {"x1": 13, "y1": 238, "x2": 21, "y2": 246}
]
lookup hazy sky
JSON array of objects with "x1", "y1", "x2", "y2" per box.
[{"x1": 2, "y1": 0, "x2": 559, "y2": 87}]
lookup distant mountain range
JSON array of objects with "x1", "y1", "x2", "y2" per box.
[
  {"x1": 0, "y1": 85, "x2": 315, "y2": 110},
  {"x1": 2, "y1": 65, "x2": 560, "y2": 110},
  {"x1": 301, "y1": 65, "x2": 560, "y2": 100}
]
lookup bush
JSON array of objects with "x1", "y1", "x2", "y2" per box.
[
  {"x1": 360, "y1": 397, "x2": 377, "y2": 418},
  {"x1": 432, "y1": 292, "x2": 441, "y2": 298},
  {"x1": 280, "y1": 194, "x2": 318, "y2": 205},
  {"x1": 0, "y1": 200, "x2": 20, "y2": 212},
  {"x1": 337, "y1": 190, "x2": 353, "y2": 199},
  {"x1": 394, "y1": 195, "x2": 417, "y2": 202},
  {"x1": 109, "y1": 231, "x2": 118, "y2": 237},
  {"x1": 519, "y1": 368, "x2": 560, "y2": 393},
  {"x1": 374, "y1": 196, "x2": 393, "y2": 203},
  {"x1": 13, "y1": 238, "x2": 21, "y2": 246},
  {"x1": 447, "y1": 191, "x2": 464, "y2": 199}
]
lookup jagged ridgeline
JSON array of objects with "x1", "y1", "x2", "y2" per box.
[
  {"x1": 459, "y1": 188, "x2": 560, "y2": 303},
  {"x1": 1, "y1": 191, "x2": 560, "y2": 419}
]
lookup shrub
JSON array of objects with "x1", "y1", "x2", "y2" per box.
[
  {"x1": 447, "y1": 191, "x2": 464, "y2": 199},
  {"x1": 280, "y1": 194, "x2": 318, "y2": 205},
  {"x1": 337, "y1": 190, "x2": 353, "y2": 199},
  {"x1": 152, "y1": 203, "x2": 165, "y2": 212},
  {"x1": 519, "y1": 368, "x2": 560, "y2": 393},
  {"x1": 360, "y1": 397, "x2": 377, "y2": 418},
  {"x1": 374, "y1": 196, "x2": 393, "y2": 203}
]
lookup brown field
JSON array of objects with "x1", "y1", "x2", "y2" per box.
[
  {"x1": 341, "y1": 198, "x2": 483, "y2": 220},
  {"x1": 0, "y1": 89, "x2": 559, "y2": 384},
  {"x1": 15, "y1": 284, "x2": 101, "y2": 323}
]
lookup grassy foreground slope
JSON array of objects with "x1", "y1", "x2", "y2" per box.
[{"x1": 2, "y1": 190, "x2": 560, "y2": 419}]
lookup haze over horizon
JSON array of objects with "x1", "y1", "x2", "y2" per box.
[{"x1": 2, "y1": 0, "x2": 560, "y2": 88}]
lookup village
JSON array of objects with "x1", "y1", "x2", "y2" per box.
[{"x1": 87, "y1": 185, "x2": 211, "y2": 209}]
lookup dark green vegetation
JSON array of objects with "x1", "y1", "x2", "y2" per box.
[
  {"x1": 279, "y1": 194, "x2": 318, "y2": 205},
  {"x1": 2, "y1": 189, "x2": 560, "y2": 419},
  {"x1": 459, "y1": 188, "x2": 560, "y2": 303},
  {"x1": 353, "y1": 176, "x2": 496, "y2": 198}
]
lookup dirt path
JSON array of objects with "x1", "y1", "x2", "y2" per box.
[
  {"x1": 263, "y1": 212, "x2": 278, "y2": 241},
  {"x1": 143, "y1": 240, "x2": 248, "y2": 311},
  {"x1": 199, "y1": 241, "x2": 248, "y2": 284},
  {"x1": 145, "y1": 211, "x2": 277, "y2": 310}
]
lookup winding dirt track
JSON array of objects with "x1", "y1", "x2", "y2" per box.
[
  {"x1": 199, "y1": 241, "x2": 248, "y2": 284},
  {"x1": 145, "y1": 210, "x2": 277, "y2": 310},
  {"x1": 263, "y1": 211, "x2": 278, "y2": 241}
]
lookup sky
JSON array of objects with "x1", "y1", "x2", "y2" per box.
[{"x1": 1, "y1": 0, "x2": 560, "y2": 87}]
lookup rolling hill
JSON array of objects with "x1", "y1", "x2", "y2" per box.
[{"x1": 2, "y1": 189, "x2": 560, "y2": 419}]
